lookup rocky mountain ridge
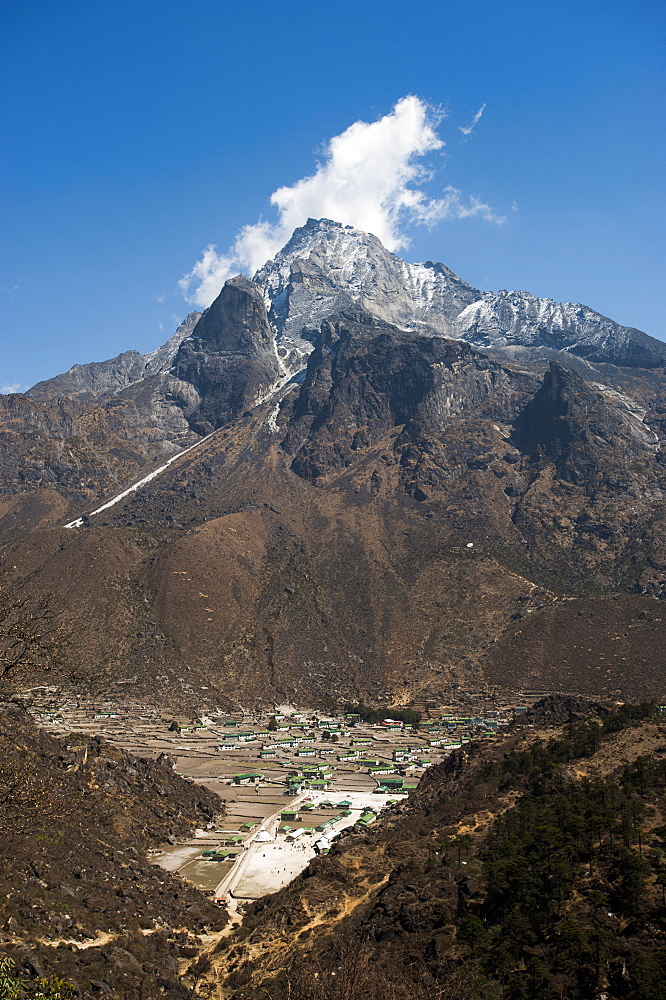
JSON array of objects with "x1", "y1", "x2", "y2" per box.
[
  {"x1": 253, "y1": 218, "x2": 666, "y2": 371},
  {"x1": 28, "y1": 311, "x2": 202, "y2": 401},
  {"x1": 24, "y1": 218, "x2": 666, "y2": 411},
  {"x1": 0, "y1": 221, "x2": 665, "y2": 708}
]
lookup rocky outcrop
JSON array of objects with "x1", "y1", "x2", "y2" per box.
[
  {"x1": 0, "y1": 391, "x2": 183, "y2": 500},
  {"x1": 188, "y1": 273, "x2": 274, "y2": 353},
  {"x1": 282, "y1": 310, "x2": 532, "y2": 483},
  {"x1": 513, "y1": 361, "x2": 659, "y2": 482},
  {"x1": 1, "y1": 279, "x2": 284, "y2": 502},
  {"x1": 172, "y1": 274, "x2": 281, "y2": 433}
]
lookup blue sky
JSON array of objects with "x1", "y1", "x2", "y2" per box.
[{"x1": 1, "y1": 0, "x2": 664, "y2": 391}]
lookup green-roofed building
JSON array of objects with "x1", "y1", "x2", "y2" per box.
[
  {"x1": 378, "y1": 778, "x2": 404, "y2": 790},
  {"x1": 233, "y1": 772, "x2": 264, "y2": 784}
]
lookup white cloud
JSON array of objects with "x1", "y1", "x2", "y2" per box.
[
  {"x1": 430, "y1": 186, "x2": 504, "y2": 225},
  {"x1": 181, "y1": 96, "x2": 500, "y2": 308},
  {"x1": 0, "y1": 382, "x2": 28, "y2": 394},
  {"x1": 459, "y1": 103, "x2": 487, "y2": 137},
  {"x1": 180, "y1": 244, "x2": 238, "y2": 311}
]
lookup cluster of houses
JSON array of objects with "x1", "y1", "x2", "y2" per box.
[
  {"x1": 198, "y1": 796, "x2": 383, "y2": 866},
  {"x1": 191, "y1": 709, "x2": 519, "y2": 741},
  {"x1": 277, "y1": 801, "x2": 380, "y2": 853},
  {"x1": 216, "y1": 710, "x2": 514, "y2": 760},
  {"x1": 230, "y1": 758, "x2": 427, "y2": 793}
]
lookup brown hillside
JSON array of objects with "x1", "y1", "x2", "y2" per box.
[{"x1": 0, "y1": 700, "x2": 225, "y2": 998}]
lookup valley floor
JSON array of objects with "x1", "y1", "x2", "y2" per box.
[{"x1": 25, "y1": 694, "x2": 480, "y2": 902}]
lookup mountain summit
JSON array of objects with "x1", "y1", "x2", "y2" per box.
[
  {"x1": 27, "y1": 218, "x2": 666, "y2": 403},
  {"x1": 253, "y1": 218, "x2": 666, "y2": 371}
]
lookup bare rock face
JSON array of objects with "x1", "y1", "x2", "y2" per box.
[
  {"x1": 0, "y1": 280, "x2": 283, "y2": 502},
  {"x1": 188, "y1": 273, "x2": 275, "y2": 353},
  {"x1": 27, "y1": 349, "x2": 148, "y2": 400},
  {"x1": 172, "y1": 274, "x2": 281, "y2": 433},
  {"x1": 513, "y1": 361, "x2": 659, "y2": 482},
  {"x1": 282, "y1": 310, "x2": 530, "y2": 483}
]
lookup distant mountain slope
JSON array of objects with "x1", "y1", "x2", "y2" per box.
[{"x1": 27, "y1": 312, "x2": 201, "y2": 400}]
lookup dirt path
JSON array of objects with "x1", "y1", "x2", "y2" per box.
[{"x1": 30, "y1": 923, "x2": 175, "y2": 951}]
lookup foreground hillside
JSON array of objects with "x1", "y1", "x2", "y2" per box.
[
  {"x1": 205, "y1": 701, "x2": 666, "y2": 1000},
  {"x1": 0, "y1": 700, "x2": 225, "y2": 999}
]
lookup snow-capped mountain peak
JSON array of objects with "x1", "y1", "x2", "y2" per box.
[
  {"x1": 252, "y1": 218, "x2": 666, "y2": 370},
  {"x1": 253, "y1": 218, "x2": 481, "y2": 372}
]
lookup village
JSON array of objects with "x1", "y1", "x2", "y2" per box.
[{"x1": 27, "y1": 695, "x2": 525, "y2": 912}]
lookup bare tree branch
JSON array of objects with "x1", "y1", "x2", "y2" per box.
[{"x1": 0, "y1": 588, "x2": 71, "y2": 683}]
